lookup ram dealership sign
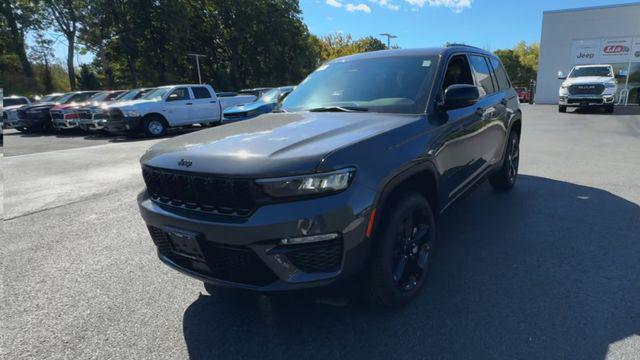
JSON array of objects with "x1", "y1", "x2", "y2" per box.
[{"x1": 571, "y1": 37, "x2": 640, "y2": 64}]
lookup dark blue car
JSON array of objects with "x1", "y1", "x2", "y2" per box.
[{"x1": 222, "y1": 86, "x2": 295, "y2": 123}]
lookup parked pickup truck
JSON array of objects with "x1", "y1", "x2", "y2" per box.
[
  {"x1": 103, "y1": 84, "x2": 256, "y2": 137},
  {"x1": 558, "y1": 64, "x2": 617, "y2": 113},
  {"x1": 52, "y1": 91, "x2": 124, "y2": 130}
]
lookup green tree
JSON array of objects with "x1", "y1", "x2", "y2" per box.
[
  {"x1": 77, "y1": 64, "x2": 100, "y2": 90},
  {"x1": 0, "y1": 0, "x2": 41, "y2": 79},
  {"x1": 494, "y1": 41, "x2": 539, "y2": 87},
  {"x1": 43, "y1": 0, "x2": 87, "y2": 90},
  {"x1": 29, "y1": 31, "x2": 55, "y2": 92}
]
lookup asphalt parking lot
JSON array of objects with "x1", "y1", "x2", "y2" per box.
[{"x1": 3, "y1": 104, "x2": 640, "y2": 359}]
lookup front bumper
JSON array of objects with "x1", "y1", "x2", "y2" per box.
[
  {"x1": 52, "y1": 118, "x2": 79, "y2": 130},
  {"x1": 138, "y1": 182, "x2": 376, "y2": 291},
  {"x1": 103, "y1": 116, "x2": 142, "y2": 133},
  {"x1": 78, "y1": 117, "x2": 108, "y2": 131},
  {"x1": 559, "y1": 94, "x2": 615, "y2": 107}
]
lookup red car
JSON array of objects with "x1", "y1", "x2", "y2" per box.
[{"x1": 516, "y1": 87, "x2": 531, "y2": 103}]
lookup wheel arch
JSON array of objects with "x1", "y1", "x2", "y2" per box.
[{"x1": 369, "y1": 162, "x2": 441, "y2": 238}]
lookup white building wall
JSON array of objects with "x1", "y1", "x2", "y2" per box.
[{"x1": 536, "y1": 3, "x2": 640, "y2": 104}]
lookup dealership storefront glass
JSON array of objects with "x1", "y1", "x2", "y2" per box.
[{"x1": 571, "y1": 37, "x2": 640, "y2": 105}]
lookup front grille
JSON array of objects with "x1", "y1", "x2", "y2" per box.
[
  {"x1": 568, "y1": 84, "x2": 604, "y2": 95},
  {"x1": 50, "y1": 111, "x2": 63, "y2": 120},
  {"x1": 284, "y1": 239, "x2": 343, "y2": 273},
  {"x1": 2, "y1": 112, "x2": 6, "y2": 121},
  {"x1": 78, "y1": 111, "x2": 93, "y2": 120},
  {"x1": 142, "y1": 166, "x2": 263, "y2": 216},
  {"x1": 147, "y1": 226, "x2": 278, "y2": 286},
  {"x1": 568, "y1": 98, "x2": 603, "y2": 104}
]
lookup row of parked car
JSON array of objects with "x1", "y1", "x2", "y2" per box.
[{"x1": 2, "y1": 84, "x2": 295, "y2": 137}]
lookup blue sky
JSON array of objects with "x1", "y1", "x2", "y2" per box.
[
  {"x1": 48, "y1": 0, "x2": 640, "y2": 65},
  {"x1": 301, "y1": 0, "x2": 640, "y2": 49}
]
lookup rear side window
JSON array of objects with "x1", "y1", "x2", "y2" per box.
[
  {"x1": 469, "y1": 55, "x2": 496, "y2": 96},
  {"x1": 489, "y1": 57, "x2": 511, "y2": 90},
  {"x1": 191, "y1": 87, "x2": 212, "y2": 99},
  {"x1": 3, "y1": 98, "x2": 29, "y2": 107}
]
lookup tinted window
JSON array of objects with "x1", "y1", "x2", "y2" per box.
[
  {"x1": 282, "y1": 56, "x2": 438, "y2": 114},
  {"x1": 442, "y1": 55, "x2": 474, "y2": 91},
  {"x1": 469, "y1": 55, "x2": 496, "y2": 95},
  {"x1": 3, "y1": 98, "x2": 29, "y2": 107},
  {"x1": 191, "y1": 87, "x2": 212, "y2": 99},
  {"x1": 167, "y1": 87, "x2": 190, "y2": 101},
  {"x1": 490, "y1": 57, "x2": 511, "y2": 90}
]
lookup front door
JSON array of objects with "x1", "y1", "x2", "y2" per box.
[{"x1": 163, "y1": 87, "x2": 192, "y2": 125}]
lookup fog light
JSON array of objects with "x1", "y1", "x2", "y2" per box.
[{"x1": 281, "y1": 233, "x2": 339, "y2": 245}]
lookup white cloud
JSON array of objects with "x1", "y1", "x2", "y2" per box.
[
  {"x1": 345, "y1": 3, "x2": 372, "y2": 13},
  {"x1": 405, "y1": 0, "x2": 472, "y2": 13},
  {"x1": 326, "y1": 0, "x2": 343, "y2": 8},
  {"x1": 369, "y1": 0, "x2": 400, "y2": 10}
]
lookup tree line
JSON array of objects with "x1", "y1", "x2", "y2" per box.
[
  {"x1": 1, "y1": 0, "x2": 537, "y2": 96},
  {"x1": 1, "y1": 0, "x2": 386, "y2": 96}
]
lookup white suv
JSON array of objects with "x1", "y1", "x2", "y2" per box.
[{"x1": 558, "y1": 64, "x2": 617, "y2": 113}]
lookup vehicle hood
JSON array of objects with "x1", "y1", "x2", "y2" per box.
[
  {"x1": 563, "y1": 76, "x2": 614, "y2": 86},
  {"x1": 51, "y1": 102, "x2": 88, "y2": 111},
  {"x1": 106, "y1": 99, "x2": 158, "y2": 110},
  {"x1": 141, "y1": 111, "x2": 420, "y2": 177},
  {"x1": 3, "y1": 104, "x2": 27, "y2": 112},
  {"x1": 25, "y1": 103, "x2": 57, "y2": 112},
  {"x1": 223, "y1": 102, "x2": 269, "y2": 114}
]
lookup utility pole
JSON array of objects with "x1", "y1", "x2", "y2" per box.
[
  {"x1": 188, "y1": 53, "x2": 207, "y2": 84},
  {"x1": 379, "y1": 33, "x2": 398, "y2": 49}
]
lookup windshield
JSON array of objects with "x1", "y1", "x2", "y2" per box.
[
  {"x1": 39, "y1": 94, "x2": 61, "y2": 103},
  {"x1": 89, "y1": 92, "x2": 110, "y2": 102},
  {"x1": 569, "y1": 67, "x2": 612, "y2": 78},
  {"x1": 142, "y1": 88, "x2": 171, "y2": 101},
  {"x1": 281, "y1": 56, "x2": 437, "y2": 114},
  {"x1": 3, "y1": 98, "x2": 29, "y2": 107}
]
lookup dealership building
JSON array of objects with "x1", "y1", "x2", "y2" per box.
[{"x1": 536, "y1": 2, "x2": 640, "y2": 105}]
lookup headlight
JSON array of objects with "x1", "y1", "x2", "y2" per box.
[
  {"x1": 604, "y1": 81, "x2": 617, "y2": 88},
  {"x1": 560, "y1": 83, "x2": 568, "y2": 89},
  {"x1": 124, "y1": 110, "x2": 139, "y2": 117},
  {"x1": 257, "y1": 168, "x2": 355, "y2": 198}
]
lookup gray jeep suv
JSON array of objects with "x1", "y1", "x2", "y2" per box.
[{"x1": 138, "y1": 46, "x2": 522, "y2": 306}]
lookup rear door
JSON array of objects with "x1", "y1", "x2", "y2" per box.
[
  {"x1": 164, "y1": 87, "x2": 192, "y2": 125},
  {"x1": 189, "y1": 86, "x2": 219, "y2": 122}
]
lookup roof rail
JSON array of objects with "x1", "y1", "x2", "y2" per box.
[{"x1": 445, "y1": 43, "x2": 484, "y2": 50}]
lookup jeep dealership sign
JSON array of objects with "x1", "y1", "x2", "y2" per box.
[{"x1": 571, "y1": 37, "x2": 640, "y2": 64}]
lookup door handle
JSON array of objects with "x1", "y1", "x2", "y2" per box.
[
  {"x1": 186, "y1": 102, "x2": 193, "y2": 105},
  {"x1": 500, "y1": 98, "x2": 508, "y2": 105},
  {"x1": 210, "y1": 100, "x2": 216, "y2": 103}
]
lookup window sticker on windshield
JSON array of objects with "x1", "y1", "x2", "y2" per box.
[{"x1": 422, "y1": 60, "x2": 432, "y2": 67}]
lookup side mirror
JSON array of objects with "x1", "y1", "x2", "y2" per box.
[
  {"x1": 557, "y1": 71, "x2": 566, "y2": 80},
  {"x1": 166, "y1": 93, "x2": 180, "y2": 102},
  {"x1": 277, "y1": 90, "x2": 292, "y2": 103},
  {"x1": 440, "y1": 84, "x2": 480, "y2": 111}
]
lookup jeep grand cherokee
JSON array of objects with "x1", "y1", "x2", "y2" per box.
[{"x1": 138, "y1": 46, "x2": 522, "y2": 306}]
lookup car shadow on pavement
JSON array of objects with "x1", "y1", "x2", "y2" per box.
[
  {"x1": 572, "y1": 106, "x2": 640, "y2": 115},
  {"x1": 181, "y1": 175, "x2": 640, "y2": 360}
]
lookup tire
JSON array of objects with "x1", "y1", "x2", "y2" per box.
[
  {"x1": 143, "y1": 115, "x2": 167, "y2": 137},
  {"x1": 489, "y1": 130, "x2": 520, "y2": 191},
  {"x1": 14, "y1": 127, "x2": 28, "y2": 133},
  {"x1": 558, "y1": 105, "x2": 567, "y2": 113},
  {"x1": 604, "y1": 104, "x2": 614, "y2": 113},
  {"x1": 367, "y1": 192, "x2": 436, "y2": 307}
]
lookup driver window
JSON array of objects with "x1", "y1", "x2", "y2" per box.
[
  {"x1": 442, "y1": 55, "x2": 474, "y2": 93},
  {"x1": 167, "y1": 87, "x2": 190, "y2": 101}
]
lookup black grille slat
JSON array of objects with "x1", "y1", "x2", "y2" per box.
[
  {"x1": 142, "y1": 166, "x2": 260, "y2": 216},
  {"x1": 50, "y1": 111, "x2": 63, "y2": 119},
  {"x1": 568, "y1": 84, "x2": 605, "y2": 95},
  {"x1": 285, "y1": 239, "x2": 343, "y2": 273}
]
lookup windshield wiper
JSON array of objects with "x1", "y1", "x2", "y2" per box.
[{"x1": 308, "y1": 106, "x2": 368, "y2": 112}]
